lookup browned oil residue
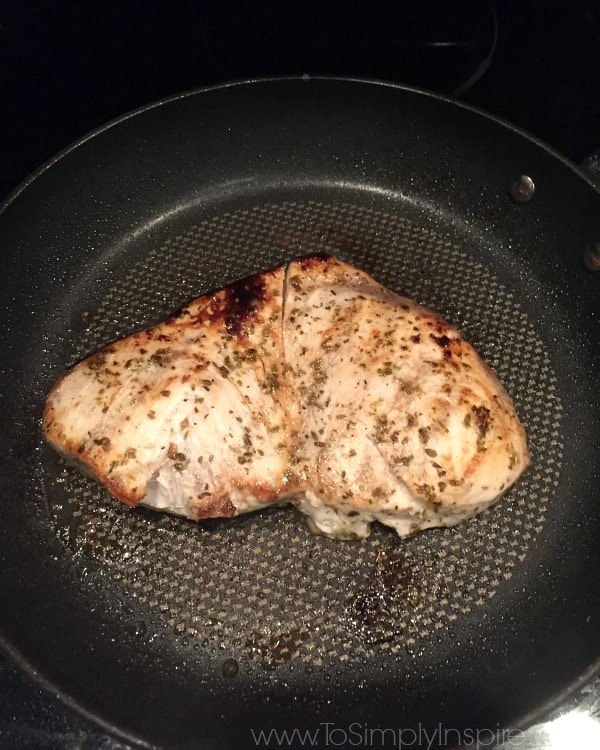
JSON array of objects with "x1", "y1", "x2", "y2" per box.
[
  {"x1": 344, "y1": 550, "x2": 420, "y2": 645},
  {"x1": 321, "y1": 228, "x2": 362, "y2": 255},
  {"x1": 245, "y1": 621, "x2": 317, "y2": 669}
]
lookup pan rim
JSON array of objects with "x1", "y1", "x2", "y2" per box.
[
  {"x1": 1, "y1": 75, "x2": 599, "y2": 219},
  {"x1": 0, "y1": 630, "x2": 153, "y2": 749}
]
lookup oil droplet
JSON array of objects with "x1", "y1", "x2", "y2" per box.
[{"x1": 221, "y1": 658, "x2": 239, "y2": 678}]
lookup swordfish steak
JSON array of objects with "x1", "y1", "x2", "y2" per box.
[{"x1": 44, "y1": 255, "x2": 529, "y2": 539}]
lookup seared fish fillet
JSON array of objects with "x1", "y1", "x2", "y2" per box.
[{"x1": 44, "y1": 255, "x2": 529, "y2": 539}]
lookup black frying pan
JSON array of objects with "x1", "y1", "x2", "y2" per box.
[{"x1": 0, "y1": 78, "x2": 598, "y2": 749}]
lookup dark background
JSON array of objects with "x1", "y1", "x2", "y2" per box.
[
  {"x1": 1, "y1": 0, "x2": 600, "y2": 202},
  {"x1": 0, "y1": 0, "x2": 599, "y2": 747}
]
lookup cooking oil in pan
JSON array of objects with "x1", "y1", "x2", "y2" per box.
[{"x1": 43, "y1": 199, "x2": 562, "y2": 671}]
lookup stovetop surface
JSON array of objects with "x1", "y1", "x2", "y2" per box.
[{"x1": 1, "y1": 0, "x2": 599, "y2": 202}]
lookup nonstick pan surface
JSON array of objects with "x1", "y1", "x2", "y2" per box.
[{"x1": 0, "y1": 78, "x2": 598, "y2": 749}]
